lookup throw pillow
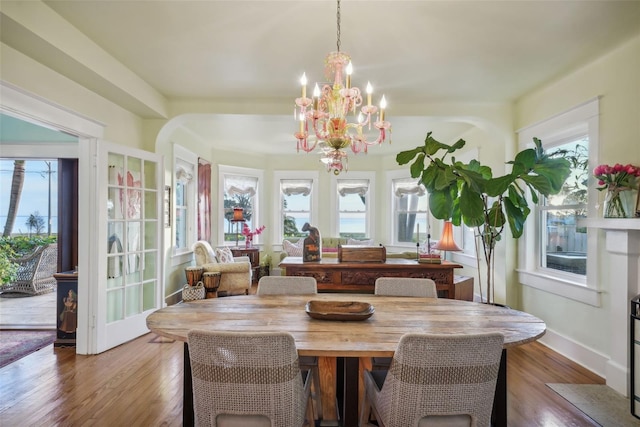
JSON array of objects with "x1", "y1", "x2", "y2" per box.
[
  {"x1": 347, "y1": 238, "x2": 374, "y2": 246},
  {"x1": 283, "y1": 239, "x2": 304, "y2": 257},
  {"x1": 215, "y1": 247, "x2": 235, "y2": 263}
]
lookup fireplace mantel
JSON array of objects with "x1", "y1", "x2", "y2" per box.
[{"x1": 579, "y1": 217, "x2": 640, "y2": 396}]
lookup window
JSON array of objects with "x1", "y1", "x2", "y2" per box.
[
  {"x1": 274, "y1": 171, "x2": 319, "y2": 242},
  {"x1": 173, "y1": 145, "x2": 196, "y2": 262},
  {"x1": 392, "y1": 177, "x2": 428, "y2": 246},
  {"x1": 540, "y1": 138, "x2": 588, "y2": 275},
  {"x1": 517, "y1": 97, "x2": 600, "y2": 306},
  {"x1": 219, "y1": 165, "x2": 263, "y2": 246},
  {"x1": 334, "y1": 175, "x2": 374, "y2": 239}
]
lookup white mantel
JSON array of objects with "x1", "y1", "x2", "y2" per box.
[{"x1": 579, "y1": 218, "x2": 640, "y2": 396}]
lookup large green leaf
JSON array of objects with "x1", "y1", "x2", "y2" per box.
[
  {"x1": 425, "y1": 134, "x2": 452, "y2": 155},
  {"x1": 459, "y1": 184, "x2": 485, "y2": 226},
  {"x1": 409, "y1": 153, "x2": 425, "y2": 178},
  {"x1": 429, "y1": 190, "x2": 453, "y2": 220},
  {"x1": 533, "y1": 158, "x2": 571, "y2": 194},
  {"x1": 513, "y1": 148, "x2": 536, "y2": 170},
  {"x1": 521, "y1": 175, "x2": 552, "y2": 196},
  {"x1": 503, "y1": 197, "x2": 528, "y2": 238},
  {"x1": 485, "y1": 174, "x2": 515, "y2": 197},
  {"x1": 434, "y1": 166, "x2": 457, "y2": 191},
  {"x1": 396, "y1": 147, "x2": 424, "y2": 166},
  {"x1": 486, "y1": 200, "x2": 505, "y2": 229},
  {"x1": 456, "y1": 165, "x2": 487, "y2": 193},
  {"x1": 420, "y1": 164, "x2": 439, "y2": 191}
]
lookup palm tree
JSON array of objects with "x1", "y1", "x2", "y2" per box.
[{"x1": 3, "y1": 160, "x2": 25, "y2": 237}]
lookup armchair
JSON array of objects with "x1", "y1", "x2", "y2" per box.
[{"x1": 192, "y1": 241, "x2": 251, "y2": 296}]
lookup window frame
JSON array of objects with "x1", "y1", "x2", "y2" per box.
[
  {"x1": 218, "y1": 165, "x2": 264, "y2": 247},
  {"x1": 273, "y1": 170, "x2": 319, "y2": 243},
  {"x1": 330, "y1": 171, "x2": 375, "y2": 239},
  {"x1": 172, "y1": 144, "x2": 197, "y2": 265},
  {"x1": 516, "y1": 97, "x2": 601, "y2": 306},
  {"x1": 387, "y1": 171, "x2": 429, "y2": 248}
]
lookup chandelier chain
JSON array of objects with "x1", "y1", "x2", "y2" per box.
[{"x1": 336, "y1": 0, "x2": 341, "y2": 52}]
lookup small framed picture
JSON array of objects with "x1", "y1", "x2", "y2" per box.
[{"x1": 164, "y1": 186, "x2": 171, "y2": 227}]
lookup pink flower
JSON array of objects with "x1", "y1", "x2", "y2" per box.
[
  {"x1": 593, "y1": 163, "x2": 640, "y2": 191},
  {"x1": 242, "y1": 224, "x2": 266, "y2": 238}
]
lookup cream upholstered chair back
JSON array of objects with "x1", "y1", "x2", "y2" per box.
[
  {"x1": 360, "y1": 332, "x2": 504, "y2": 427},
  {"x1": 255, "y1": 275, "x2": 322, "y2": 420},
  {"x1": 374, "y1": 277, "x2": 438, "y2": 298},
  {"x1": 187, "y1": 330, "x2": 312, "y2": 427},
  {"x1": 257, "y1": 276, "x2": 317, "y2": 295},
  {"x1": 193, "y1": 240, "x2": 217, "y2": 265}
]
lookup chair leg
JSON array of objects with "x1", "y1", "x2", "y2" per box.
[{"x1": 358, "y1": 384, "x2": 371, "y2": 427}]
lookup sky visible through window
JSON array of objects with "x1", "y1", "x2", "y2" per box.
[{"x1": 0, "y1": 159, "x2": 58, "y2": 235}]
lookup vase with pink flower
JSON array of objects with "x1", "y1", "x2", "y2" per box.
[
  {"x1": 593, "y1": 163, "x2": 640, "y2": 218},
  {"x1": 242, "y1": 224, "x2": 266, "y2": 248}
]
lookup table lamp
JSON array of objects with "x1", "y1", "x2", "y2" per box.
[{"x1": 433, "y1": 220, "x2": 461, "y2": 259}]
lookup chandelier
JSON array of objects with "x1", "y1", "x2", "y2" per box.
[{"x1": 294, "y1": 0, "x2": 391, "y2": 175}]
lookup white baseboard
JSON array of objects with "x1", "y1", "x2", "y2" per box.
[{"x1": 538, "y1": 328, "x2": 609, "y2": 380}]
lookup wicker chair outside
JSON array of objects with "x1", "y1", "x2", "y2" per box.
[
  {"x1": 187, "y1": 330, "x2": 313, "y2": 427},
  {"x1": 257, "y1": 276, "x2": 317, "y2": 295},
  {"x1": 371, "y1": 277, "x2": 438, "y2": 369},
  {"x1": 374, "y1": 277, "x2": 438, "y2": 298},
  {"x1": 256, "y1": 275, "x2": 323, "y2": 420},
  {"x1": 360, "y1": 332, "x2": 505, "y2": 427},
  {"x1": 0, "y1": 243, "x2": 57, "y2": 295}
]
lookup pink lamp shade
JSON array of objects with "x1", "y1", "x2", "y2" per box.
[{"x1": 433, "y1": 221, "x2": 462, "y2": 252}]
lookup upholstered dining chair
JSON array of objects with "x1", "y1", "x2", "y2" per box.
[
  {"x1": 374, "y1": 277, "x2": 438, "y2": 298},
  {"x1": 372, "y1": 277, "x2": 438, "y2": 370},
  {"x1": 256, "y1": 275, "x2": 323, "y2": 420},
  {"x1": 257, "y1": 275, "x2": 318, "y2": 295},
  {"x1": 359, "y1": 332, "x2": 504, "y2": 427},
  {"x1": 187, "y1": 330, "x2": 313, "y2": 427}
]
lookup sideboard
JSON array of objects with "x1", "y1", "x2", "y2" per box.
[{"x1": 280, "y1": 256, "x2": 467, "y2": 299}]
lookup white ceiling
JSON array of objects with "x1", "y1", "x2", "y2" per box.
[{"x1": 6, "y1": 1, "x2": 640, "y2": 155}]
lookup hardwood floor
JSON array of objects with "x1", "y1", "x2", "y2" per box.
[{"x1": 0, "y1": 330, "x2": 605, "y2": 426}]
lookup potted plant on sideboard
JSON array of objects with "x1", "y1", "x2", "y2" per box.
[{"x1": 397, "y1": 132, "x2": 571, "y2": 304}]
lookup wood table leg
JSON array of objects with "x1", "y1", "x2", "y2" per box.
[
  {"x1": 183, "y1": 343, "x2": 194, "y2": 427},
  {"x1": 492, "y1": 349, "x2": 507, "y2": 427},
  {"x1": 318, "y1": 356, "x2": 339, "y2": 425}
]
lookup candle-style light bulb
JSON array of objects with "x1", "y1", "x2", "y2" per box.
[
  {"x1": 366, "y1": 81, "x2": 373, "y2": 107},
  {"x1": 379, "y1": 95, "x2": 387, "y2": 121},
  {"x1": 300, "y1": 73, "x2": 307, "y2": 98},
  {"x1": 313, "y1": 83, "x2": 320, "y2": 110},
  {"x1": 346, "y1": 61, "x2": 353, "y2": 89}
]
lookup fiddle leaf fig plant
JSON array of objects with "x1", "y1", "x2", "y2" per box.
[{"x1": 397, "y1": 132, "x2": 571, "y2": 303}]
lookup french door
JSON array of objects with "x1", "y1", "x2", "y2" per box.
[{"x1": 94, "y1": 142, "x2": 163, "y2": 352}]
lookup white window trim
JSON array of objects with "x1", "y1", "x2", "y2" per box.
[
  {"x1": 330, "y1": 171, "x2": 375, "y2": 238},
  {"x1": 516, "y1": 97, "x2": 602, "y2": 306},
  {"x1": 218, "y1": 165, "x2": 264, "y2": 247},
  {"x1": 171, "y1": 144, "x2": 198, "y2": 266},
  {"x1": 273, "y1": 170, "x2": 319, "y2": 247}
]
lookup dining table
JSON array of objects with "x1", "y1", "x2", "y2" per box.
[{"x1": 146, "y1": 293, "x2": 545, "y2": 427}]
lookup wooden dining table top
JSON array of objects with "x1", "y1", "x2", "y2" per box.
[{"x1": 146, "y1": 294, "x2": 545, "y2": 357}]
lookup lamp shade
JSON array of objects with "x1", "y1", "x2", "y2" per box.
[
  {"x1": 232, "y1": 207, "x2": 244, "y2": 221},
  {"x1": 433, "y1": 221, "x2": 462, "y2": 252}
]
